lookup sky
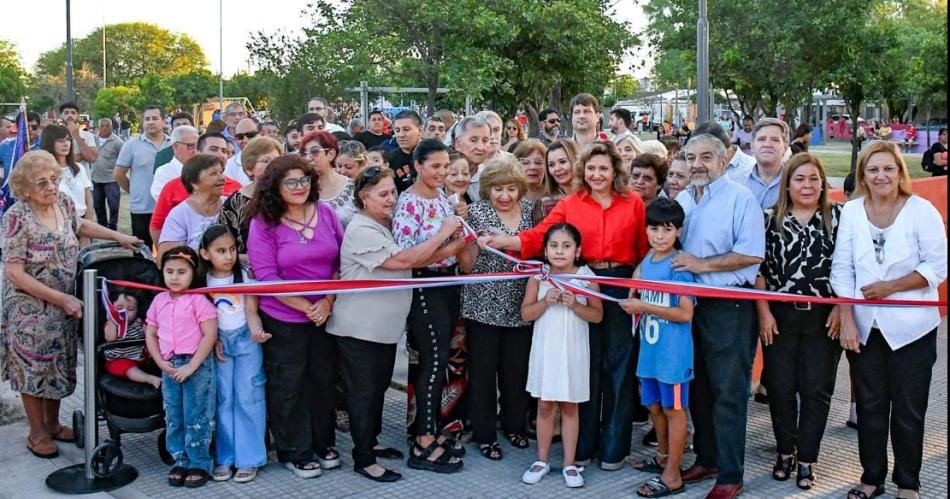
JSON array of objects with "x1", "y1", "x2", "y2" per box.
[{"x1": 5, "y1": 0, "x2": 652, "y2": 78}]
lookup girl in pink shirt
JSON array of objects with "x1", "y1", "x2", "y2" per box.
[{"x1": 144, "y1": 246, "x2": 218, "y2": 488}]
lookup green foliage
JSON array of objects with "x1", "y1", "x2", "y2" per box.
[
  {"x1": 35, "y1": 22, "x2": 207, "y2": 88},
  {"x1": 0, "y1": 40, "x2": 28, "y2": 104},
  {"x1": 92, "y1": 86, "x2": 142, "y2": 124},
  {"x1": 27, "y1": 68, "x2": 100, "y2": 114}
]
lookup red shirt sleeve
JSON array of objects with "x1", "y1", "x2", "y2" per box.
[{"x1": 518, "y1": 196, "x2": 568, "y2": 258}]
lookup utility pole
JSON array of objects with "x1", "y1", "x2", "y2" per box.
[
  {"x1": 65, "y1": 0, "x2": 75, "y2": 102},
  {"x1": 696, "y1": 0, "x2": 710, "y2": 124},
  {"x1": 218, "y1": 0, "x2": 224, "y2": 114},
  {"x1": 101, "y1": 22, "x2": 106, "y2": 88}
]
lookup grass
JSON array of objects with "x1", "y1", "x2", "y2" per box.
[{"x1": 811, "y1": 150, "x2": 929, "y2": 179}]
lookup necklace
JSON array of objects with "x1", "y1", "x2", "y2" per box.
[
  {"x1": 867, "y1": 197, "x2": 902, "y2": 228},
  {"x1": 282, "y1": 204, "x2": 318, "y2": 245}
]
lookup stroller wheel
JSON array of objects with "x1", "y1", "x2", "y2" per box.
[
  {"x1": 158, "y1": 430, "x2": 174, "y2": 465},
  {"x1": 72, "y1": 411, "x2": 84, "y2": 449},
  {"x1": 90, "y1": 440, "x2": 124, "y2": 478}
]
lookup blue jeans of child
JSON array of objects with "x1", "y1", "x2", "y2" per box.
[
  {"x1": 215, "y1": 325, "x2": 267, "y2": 468},
  {"x1": 163, "y1": 354, "x2": 216, "y2": 473}
]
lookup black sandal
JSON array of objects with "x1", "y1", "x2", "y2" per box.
[
  {"x1": 632, "y1": 455, "x2": 667, "y2": 474},
  {"x1": 796, "y1": 463, "x2": 815, "y2": 490},
  {"x1": 636, "y1": 475, "x2": 686, "y2": 497},
  {"x1": 407, "y1": 439, "x2": 463, "y2": 473},
  {"x1": 183, "y1": 468, "x2": 210, "y2": 488},
  {"x1": 847, "y1": 484, "x2": 885, "y2": 499},
  {"x1": 438, "y1": 435, "x2": 466, "y2": 458},
  {"x1": 771, "y1": 454, "x2": 795, "y2": 481},
  {"x1": 478, "y1": 442, "x2": 503, "y2": 461},
  {"x1": 506, "y1": 432, "x2": 529, "y2": 449},
  {"x1": 167, "y1": 466, "x2": 187, "y2": 487}
]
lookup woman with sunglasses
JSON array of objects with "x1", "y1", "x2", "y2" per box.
[
  {"x1": 246, "y1": 155, "x2": 345, "y2": 479},
  {"x1": 503, "y1": 119, "x2": 525, "y2": 152},
  {"x1": 327, "y1": 166, "x2": 461, "y2": 482},
  {"x1": 299, "y1": 131, "x2": 357, "y2": 227}
]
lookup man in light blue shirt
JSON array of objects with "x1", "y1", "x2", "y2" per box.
[
  {"x1": 670, "y1": 133, "x2": 764, "y2": 497},
  {"x1": 741, "y1": 117, "x2": 790, "y2": 210},
  {"x1": 114, "y1": 105, "x2": 170, "y2": 248}
]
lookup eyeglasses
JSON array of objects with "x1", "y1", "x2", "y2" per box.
[
  {"x1": 29, "y1": 124, "x2": 39, "y2": 131},
  {"x1": 546, "y1": 118, "x2": 560, "y2": 124},
  {"x1": 507, "y1": 126, "x2": 518, "y2": 131},
  {"x1": 282, "y1": 175, "x2": 312, "y2": 190},
  {"x1": 175, "y1": 142, "x2": 198, "y2": 150},
  {"x1": 235, "y1": 131, "x2": 258, "y2": 141},
  {"x1": 355, "y1": 166, "x2": 383, "y2": 192},
  {"x1": 302, "y1": 147, "x2": 324, "y2": 158},
  {"x1": 33, "y1": 176, "x2": 61, "y2": 190}
]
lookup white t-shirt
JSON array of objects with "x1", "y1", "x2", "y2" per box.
[
  {"x1": 151, "y1": 157, "x2": 183, "y2": 200},
  {"x1": 224, "y1": 152, "x2": 252, "y2": 186},
  {"x1": 73, "y1": 129, "x2": 98, "y2": 168},
  {"x1": 59, "y1": 165, "x2": 93, "y2": 216},
  {"x1": 207, "y1": 269, "x2": 250, "y2": 331}
]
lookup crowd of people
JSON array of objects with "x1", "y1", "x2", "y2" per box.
[{"x1": 0, "y1": 92, "x2": 946, "y2": 499}]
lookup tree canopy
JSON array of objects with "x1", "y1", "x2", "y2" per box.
[{"x1": 0, "y1": 40, "x2": 28, "y2": 104}]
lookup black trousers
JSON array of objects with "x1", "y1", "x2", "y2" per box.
[
  {"x1": 849, "y1": 328, "x2": 936, "y2": 491},
  {"x1": 576, "y1": 265, "x2": 635, "y2": 464},
  {"x1": 408, "y1": 270, "x2": 460, "y2": 437},
  {"x1": 337, "y1": 335, "x2": 396, "y2": 469},
  {"x1": 465, "y1": 319, "x2": 532, "y2": 444},
  {"x1": 762, "y1": 303, "x2": 841, "y2": 463},
  {"x1": 260, "y1": 311, "x2": 338, "y2": 463},
  {"x1": 130, "y1": 212, "x2": 153, "y2": 249},
  {"x1": 690, "y1": 296, "x2": 758, "y2": 485}
]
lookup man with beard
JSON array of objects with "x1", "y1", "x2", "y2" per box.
[
  {"x1": 388, "y1": 110, "x2": 423, "y2": 193},
  {"x1": 536, "y1": 109, "x2": 561, "y2": 146},
  {"x1": 671, "y1": 133, "x2": 764, "y2": 499},
  {"x1": 58, "y1": 102, "x2": 98, "y2": 165}
]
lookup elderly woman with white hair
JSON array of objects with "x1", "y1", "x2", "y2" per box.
[{"x1": 2, "y1": 151, "x2": 140, "y2": 459}]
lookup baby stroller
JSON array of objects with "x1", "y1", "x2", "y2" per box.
[{"x1": 71, "y1": 242, "x2": 172, "y2": 477}]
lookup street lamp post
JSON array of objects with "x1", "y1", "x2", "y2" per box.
[
  {"x1": 65, "y1": 0, "x2": 75, "y2": 102},
  {"x1": 696, "y1": 0, "x2": 710, "y2": 124},
  {"x1": 218, "y1": 0, "x2": 224, "y2": 114}
]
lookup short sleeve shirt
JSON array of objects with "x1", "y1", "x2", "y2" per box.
[
  {"x1": 207, "y1": 269, "x2": 251, "y2": 331},
  {"x1": 58, "y1": 166, "x2": 93, "y2": 217},
  {"x1": 392, "y1": 190, "x2": 456, "y2": 269},
  {"x1": 91, "y1": 134, "x2": 124, "y2": 183},
  {"x1": 158, "y1": 201, "x2": 218, "y2": 249},
  {"x1": 116, "y1": 133, "x2": 170, "y2": 213},
  {"x1": 146, "y1": 292, "x2": 217, "y2": 360},
  {"x1": 326, "y1": 213, "x2": 412, "y2": 344}
]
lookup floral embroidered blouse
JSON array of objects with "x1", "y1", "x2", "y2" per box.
[{"x1": 392, "y1": 190, "x2": 457, "y2": 269}]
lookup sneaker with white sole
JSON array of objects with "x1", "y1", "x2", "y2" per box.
[
  {"x1": 522, "y1": 461, "x2": 550, "y2": 484},
  {"x1": 284, "y1": 461, "x2": 322, "y2": 479},
  {"x1": 232, "y1": 467, "x2": 257, "y2": 483},
  {"x1": 317, "y1": 447, "x2": 341, "y2": 470},
  {"x1": 212, "y1": 465, "x2": 233, "y2": 482},
  {"x1": 563, "y1": 465, "x2": 584, "y2": 488}
]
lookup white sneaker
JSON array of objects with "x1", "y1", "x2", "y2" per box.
[
  {"x1": 317, "y1": 448, "x2": 341, "y2": 470},
  {"x1": 563, "y1": 465, "x2": 584, "y2": 488},
  {"x1": 522, "y1": 461, "x2": 550, "y2": 484},
  {"x1": 284, "y1": 461, "x2": 322, "y2": 479}
]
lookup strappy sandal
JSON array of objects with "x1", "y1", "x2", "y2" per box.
[
  {"x1": 506, "y1": 432, "x2": 529, "y2": 449},
  {"x1": 183, "y1": 468, "x2": 210, "y2": 488},
  {"x1": 407, "y1": 439, "x2": 463, "y2": 473},
  {"x1": 796, "y1": 463, "x2": 815, "y2": 490},
  {"x1": 632, "y1": 454, "x2": 667, "y2": 474},
  {"x1": 167, "y1": 466, "x2": 187, "y2": 487},
  {"x1": 25, "y1": 435, "x2": 58, "y2": 459},
  {"x1": 771, "y1": 454, "x2": 795, "y2": 481},
  {"x1": 478, "y1": 442, "x2": 503, "y2": 461},
  {"x1": 437, "y1": 435, "x2": 466, "y2": 458},
  {"x1": 847, "y1": 484, "x2": 885, "y2": 499},
  {"x1": 636, "y1": 475, "x2": 686, "y2": 497}
]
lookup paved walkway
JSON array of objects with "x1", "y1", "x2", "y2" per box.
[{"x1": 0, "y1": 319, "x2": 944, "y2": 498}]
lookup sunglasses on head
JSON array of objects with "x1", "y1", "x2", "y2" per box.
[
  {"x1": 235, "y1": 131, "x2": 258, "y2": 141},
  {"x1": 355, "y1": 165, "x2": 383, "y2": 192}
]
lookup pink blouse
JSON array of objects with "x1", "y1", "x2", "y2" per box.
[{"x1": 146, "y1": 292, "x2": 217, "y2": 360}]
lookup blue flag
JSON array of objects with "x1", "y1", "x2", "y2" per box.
[{"x1": 0, "y1": 110, "x2": 29, "y2": 216}]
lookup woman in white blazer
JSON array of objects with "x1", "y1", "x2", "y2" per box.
[{"x1": 831, "y1": 141, "x2": 947, "y2": 499}]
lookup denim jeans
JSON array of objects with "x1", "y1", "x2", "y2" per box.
[
  {"x1": 92, "y1": 181, "x2": 120, "y2": 230},
  {"x1": 163, "y1": 354, "x2": 216, "y2": 473},
  {"x1": 215, "y1": 325, "x2": 267, "y2": 468}
]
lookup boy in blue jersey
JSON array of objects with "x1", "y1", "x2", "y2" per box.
[{"x1": 621, "y1": 198, "x2": 696, "y2": 497}]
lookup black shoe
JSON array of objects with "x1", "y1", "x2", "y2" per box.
[
  {"x1": 356, "y1": 466, "x2": 402, "y2": 482},
  {"x1": 642, "y1": 427, "x2": 658, "y2": 447},
  {"x1": 373, "y1": 446, "x2": 405, "y2": 460},
  {"x1": 754, "y1": 392, "x2": 769, "y2": 404}
]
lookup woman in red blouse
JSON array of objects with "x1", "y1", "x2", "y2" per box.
[{"x1": 482, "y1": 140, "x2": 649, "y2": 470}]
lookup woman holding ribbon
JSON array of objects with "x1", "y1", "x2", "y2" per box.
[
  {"x1": 246, "y1": 154, "x2": 345, "y2": 479},
  {"x1": 392, "y1": 139, "x2": 468, "y2": 474},
  {"x1": 459, "y1": 157, "x2": 536, "y2": 461},
  {"x1": 754, "y1": 153, "x2": 842, "y2": 490},
  {"x1": 482, "y1": 140, "x2": 649, "y2": 471},
  {"x1": 327, "y1": 166, "x2": 461, "y2": 482},
  {"x1": 832, "y1": 141, "x2": 947, "y2": 499}
]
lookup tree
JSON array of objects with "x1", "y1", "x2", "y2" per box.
[
  {"x1": 35, "y1": 23, "x2": 207, "y2": 88},
  {"x1": 28, "y1": 68, "x2": 100, "y2": 114},
  {"x1": 92, "y1": 86, "x2": 142, "y2": 125},
  {"x1": 0, "y1": 40, "x2": 27, "y2": 104},
  {"x1": 167, "y1": 70, "x2": 219, "y2": 112}
]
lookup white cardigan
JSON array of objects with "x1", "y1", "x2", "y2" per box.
[{"x1": 831, "y1": 195, "x2": 947, "y2": 350}]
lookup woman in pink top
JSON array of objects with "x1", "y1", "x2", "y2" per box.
[
  {"x1": 246, "y1": 155, "x2": 345, "y2": 479},
  {"x1": 143, "y1": 246, "x2": 218, "y2": 488}
]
